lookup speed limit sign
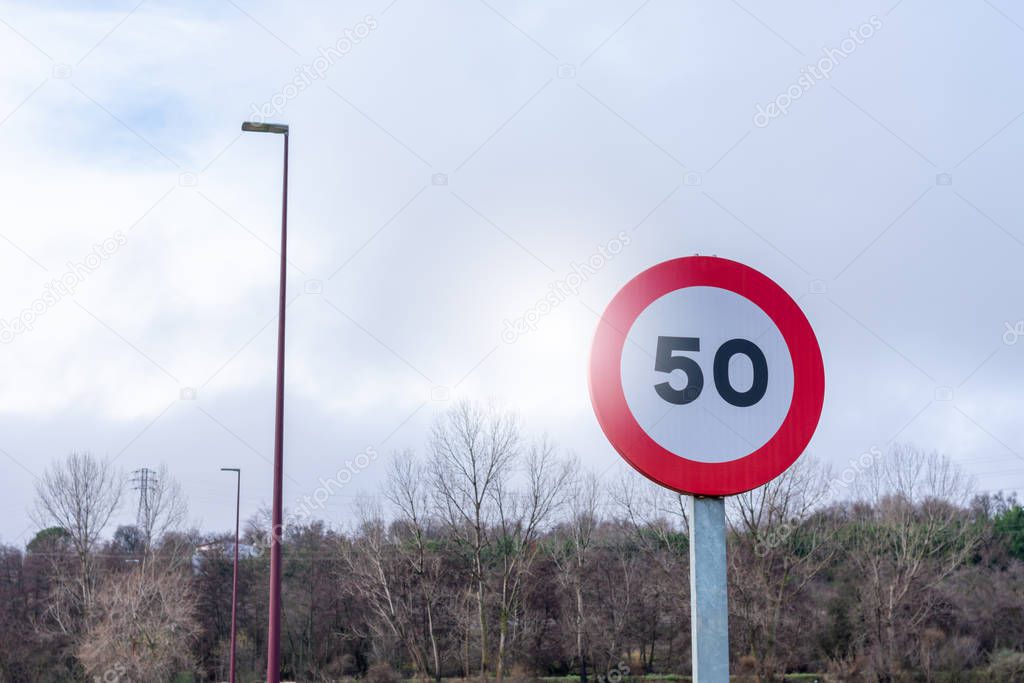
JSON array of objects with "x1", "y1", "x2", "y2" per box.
[{"x1": 588, "y1": 256, "x2": 824, "y2": 496}]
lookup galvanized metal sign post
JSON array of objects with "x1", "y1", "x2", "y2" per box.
[{"x1": 589, "y1": 256, "x2": 824, "y2": 682}]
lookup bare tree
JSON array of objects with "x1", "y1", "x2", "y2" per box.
[
  {"x1": 429, "y1": 401, "x2": 519, "y2": 678},
  {"x1": 551, "y1": 460, "x2": 603, "y2": 683},
  {"x1": 31, "y1": 451, "x2": 123, "y2": 632},
  {"x1": 728, "y1": 457, "x2": 835, "y2": 681},
  {"x1": 851, "y1": 444, "x2": 981, "y2": 680},
  {"x1": 614, "y1": 470, "x2": 690, "y2": 548},
  {"x1": 343, "y1": 497, "x2": 426, "y2": 672},
  {"x1": 386, "y1": 451, "x2": 444, "y2": 682},
  {"x1": 490, "y1": 438, "x2": 572, "y2": 681},
  {"x1": 77, "y1": 561, "x2": 199, "y2": 682},
  {"x1": 611, "y1": 470, "x2": 689, "y2": 672}
]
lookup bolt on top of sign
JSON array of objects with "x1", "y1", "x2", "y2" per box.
[{"x1": 588, "y1": 256, "x2": 824, "y2": 497}]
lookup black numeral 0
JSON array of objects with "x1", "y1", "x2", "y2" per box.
[
  {"x1": 653, "y1": 336, "x2": 769, "y2": 407},
  {"x1": 713, "y1": 338, "x2": 768, "y2": 406}
]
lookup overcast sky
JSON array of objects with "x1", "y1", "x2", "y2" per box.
[{"x1": 1, "y1": 0, "x2": 1022, "y2": 543}]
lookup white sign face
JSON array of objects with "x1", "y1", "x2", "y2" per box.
[{"x1": 620, "y1": 286, "x2": 794, "y2": 463}]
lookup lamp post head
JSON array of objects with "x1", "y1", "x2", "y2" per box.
[
  {"x1": 241, "y1": 121, "x2": 288, "y2": 135},
  {"x1": 221, "y1": 467, "x2": 241, "y2": 473}
]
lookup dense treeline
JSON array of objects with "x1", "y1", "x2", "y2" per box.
[{"x1": 3, "y1": 402, "x2": 1024, "y2": 682}]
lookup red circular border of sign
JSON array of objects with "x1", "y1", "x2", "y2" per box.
[{"x1": 588, "y1": 256, "x2": 824, "y2": 496}]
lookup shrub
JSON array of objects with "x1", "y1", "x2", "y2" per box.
[
  {"x1": 365, "y1": 662, "x2": 400, "y2": 683},
  {"x1": 987, "y1": 649, "x2": 1024, "y2": 680}
]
